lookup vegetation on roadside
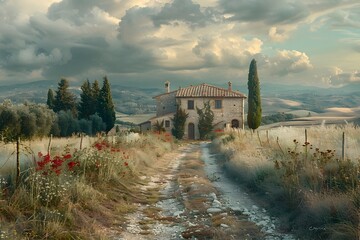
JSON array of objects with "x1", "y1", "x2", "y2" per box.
[
  {"x1": 213, "y1": 125, "x2": 360, "y2": 240},
  {"x1": 197, "y1": 101, "x2": 214, "y2": 140},
  {"x1": 247, "y1": 59, "x2": 262, "y2": 131},
  {"x1": 0, "y1": 132, "x2": 174, "y2": 239},
  {"x1": 171, "y1": 106, "x2": 189, "y2": 140}
]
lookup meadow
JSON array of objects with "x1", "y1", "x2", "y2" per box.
[
  {"x1": 0, "y1": 132, "x2": 174, "y2": 239},
  {"x1": 212, "y1": 124, "x2": 360, "y2": 239}
]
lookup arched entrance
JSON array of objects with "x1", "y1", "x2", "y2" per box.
[
  {"x1": 188, "y1": 123, "x2": 195, "y2": 140},
  {"x1": 231, "y1": 119, "x2": 240, "y2": 128}
]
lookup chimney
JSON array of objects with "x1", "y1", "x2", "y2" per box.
[
  {"x1": 228, "y1": 81, "x2": 232, "y2": 91},
  {"x1": 165, "y1": 81, "x2": 170, "y2": 93}
]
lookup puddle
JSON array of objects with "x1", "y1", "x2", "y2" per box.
[{"x1": 201, "y1": 143, "x2": 296, "y2": 240}]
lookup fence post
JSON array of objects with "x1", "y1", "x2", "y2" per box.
[
  {"x1": 47, "y1": 134, "x2": 52, "y2": 156},
  {"x1": 80, "y1": 134, "x2": 84, "y2": 150},
  {"x1": 342, "y1": 132, "x2": 345, "y2": 160},
  {"x1": 16, "y1": 137, "x2": 20, "y2": 187},
  {"x1": 305, "y1": 129, "x2": 308, "y2": 161}
]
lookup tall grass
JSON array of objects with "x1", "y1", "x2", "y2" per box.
[
  {"x1": 213, "y1": 125, "x2": 360, "y2": 239},
  {"x1": 0, "y1": 132, "x2": 174, "y2": 239}
]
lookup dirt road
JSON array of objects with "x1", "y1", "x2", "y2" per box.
[{"x1": 116, "y1": 143, "x2": 295, "y2": 240}]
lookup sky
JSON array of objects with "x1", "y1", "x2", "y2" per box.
[{"x1": 0, "y1": 0, "x2": 359, "y2": 89}]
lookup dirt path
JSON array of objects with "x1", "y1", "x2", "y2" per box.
[{"x1": 113, "y1": 143, "x2": 270, "y2": 240}]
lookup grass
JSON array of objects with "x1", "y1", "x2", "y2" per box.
[
  {"x1": 213, "y1": 124, "x2": 360, "y2": 239},
  {"x1": 0, "y1": 131, "x2": 175, "y2": 239}
]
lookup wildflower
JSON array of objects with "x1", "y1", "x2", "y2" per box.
[{"x1": 124, "y1": 162, "x2": 129, "y2": 167}]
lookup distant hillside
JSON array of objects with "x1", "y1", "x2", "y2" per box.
[{"x1": 0, "y1": 80, "x2": 358, "y2": 117}]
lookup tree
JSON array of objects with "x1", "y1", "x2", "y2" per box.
[
  {"x1": 171, "y1": 106, "x2": 188, "y2": 140},
  {"x1": 0, "y1": 108, "x2": 20, "y2": 142},
  {"x1": 153, "y1": 120, "x2": 165, "y2": 134},
  {"x1": 91, "y1": 80, "x2": 100, "y2": 115},
  {"x1": 98, "y1": 76, "x2": 116, "y2": 132},
  {"x1": 247, "y1": 59, "x2": 262, "y2": 131},
  {"x1": 46, "y1": 89, "x2": 55, "y2": 109},
  {"x1": 197, "y1": 101, "x2": 214, "y2": 140},
  {"x1": 53, "y1": 78, "x2": 77, "y2": 116},
  {"x1": 78, "y1": 80, "x2": 93, "y2": 119}
]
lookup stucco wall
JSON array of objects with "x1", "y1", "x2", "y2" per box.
[
  {"x1": 155, "y1": 92, "x2": 177, "y2": 117},
  {"x1": 178, "y1": 97, "x2": 244, "y2": 139}
]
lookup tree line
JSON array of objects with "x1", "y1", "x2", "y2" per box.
[{"x1": 0, "y1": 77, "x2": 115, "y2": 142}]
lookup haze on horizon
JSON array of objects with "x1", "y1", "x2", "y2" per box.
[{"x1": 0, "y1": 0, "x2": 359, "y2": 90}]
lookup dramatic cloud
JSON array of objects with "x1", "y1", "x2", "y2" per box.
[
  {"x1": 268, "y1": 50, "x2": 313, "y2": 76},
  {"x1": 0, "y1": 0, "x2": 359, "y2": 88}
]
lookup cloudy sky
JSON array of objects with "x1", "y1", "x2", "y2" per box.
[{"x1": 0, "y1": 0, "x2": 359, "y2": 89}]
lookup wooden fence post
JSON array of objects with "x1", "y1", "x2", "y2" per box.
[
  {"x1": 80, "y1": 134, "x2": 84, "y2": 150},
  {"x1": 16, "y1": 137, "x2": 20, "y2": 187},
  {"x1": 47, "y1": 134, "x2": 52, "y2": 156},
  {"x1": 305, "y1": 129, "x2": 308, "y2": 160},
  {"x1": 342, "y1": 132, "x2": 345, "y2": 160}
]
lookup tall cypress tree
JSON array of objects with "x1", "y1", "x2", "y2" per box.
[
  {"x1": 53, "y1": 78, "x2": 77, "y2": 116},
  {"x1": 92, "y1": 80, "x2": 100, "y2": 115},
  {"x1": 78, "y1": 80, "x2": 93, "y2": 119},
  {"x1": 46, "y1": 89, "x2": 55, "y2": 109},
  {"x1": 247, "y1": 59, "x2": 262, "y2": 131},
  {"x1": 98, "y1": 76, "x2": 116, "y2": 132}
]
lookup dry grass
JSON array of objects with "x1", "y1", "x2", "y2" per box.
[
  {"x1": 0, "y1": 132, "x2": 175, "y2": 239},
  {"x1": 213, "y1": 125, "x2": 360, "y2": 239}
]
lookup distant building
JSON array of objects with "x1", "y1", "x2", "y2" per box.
[{"x1": 139, "y1": 81, "x2": 246, "y2": 140}]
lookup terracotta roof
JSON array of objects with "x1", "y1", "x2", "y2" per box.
[{"x1": 176, "y1": 83, "x2": 246, "y2": 98}]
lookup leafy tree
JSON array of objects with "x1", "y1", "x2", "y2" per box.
[
  {"x1": 98, "y1": 76, "x2": 116, "y2": 132},
  {"x1": 90, "y1": 114, "x2": 106, "y2": 134},
  {"x1": 57, "y1": 110, "x2": 79, "y2": 137},
  {"x1": 171, "y1": 106, "x2": 188, "y2": 140},
  {"x1": 17, "y1": 107, "x2": 37, "y2": 139},
  {"x1": 153, "y1": 120, "x2": 165, "y2": 134},
  {"x1": 197, "y1": 101, "x2": 214, "y2": 140},
  {"x1": 53, "y1": 78, "x2": 77, "y2": 116},
  {"x1": 46, "y1": 89, "x2": 55, "y2": 109},
  {"x1": 78, "y1": 80, "x2": 94, "y2": 119},
  {"x1": 247, "y1": 59, "x2": 262, "y2": 131},
  {"x1": 0, "y1": 108, "x2": 20, "y2": 142},
  {"x1": 28, "y1": 104, "x2": 56, "y2": 137},
  {"x1": 92, "y1": 80, "x2": 100, "y2": 114}
]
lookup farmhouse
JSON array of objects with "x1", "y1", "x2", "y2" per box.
[{"x1": 140, "y1": 81, "x2": 246, "y2": 140}]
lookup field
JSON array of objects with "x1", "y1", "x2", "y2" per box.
[
  {"x1": 213, "y1": 125, "x2": 360, "y2": 239},
  {"x1": 0, "y1": 132, "x2": 174, "y2": 239}
]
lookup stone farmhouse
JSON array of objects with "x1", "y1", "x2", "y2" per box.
[{"x1": 140, "y1": 81, "x2": 246, "y2": 140}]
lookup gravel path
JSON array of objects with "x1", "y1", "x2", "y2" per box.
[{"x1": 117, "y1": 143, "x2": 297, "y2": 240}]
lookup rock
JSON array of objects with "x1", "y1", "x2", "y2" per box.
[
  {"x1": 209, "y1": 192, "x2": 217, "y2": 200},
  {"x1": 207, "y1": 207, "x2": 222, "y2": 214},
  {"x1": 173, "y1": 210, "x2": 183, "y2": 217},
  {"x1": 212, "y1": 199, "x2": 222, "y2": 208},
  {"x1": 220, "y1": 224, "x2": 230, "y2": 228}
]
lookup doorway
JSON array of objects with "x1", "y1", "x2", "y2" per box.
[
  {"x1": 188, "y1": 123, "x2": 195, "y2": 140},
  {"x1": 231, "y1": 119, "x2": 239, "y2": 128}
]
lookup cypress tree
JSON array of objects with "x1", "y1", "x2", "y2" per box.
[
  {"x1": 98, "y1": 76, "x2": 116, "y2": 132},
  {"x1": 53, "y1": 78, "x2": 77, "y2": 116},
  {"x1": 92, "y1": 80, "x2": 100, "y2": 115},
  {"x1": 247, "y1": 59, "x2": 262, "y2": 131},
  {"x1": 171, "y1": 106, "x2": 188, "y2": 139},
  {"x1": 46, "y1": 89, "x2": 55, "y2": 109},
  {"x1": 197, "y1": 101, "x2": 214, "y2": 140},
  {"x1": 78, "y1": 79, "x2": 93, "y2": 119}
]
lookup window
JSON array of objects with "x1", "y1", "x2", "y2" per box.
[
  {"x1": 187, "y1": 100, "x2": 194, "y2": 109},
  {"x1": 165, "y1": 120, "x2": 170, "y2": 128},
  {"x1": 215, "y1": 99, "x2": 222, "y2": 109}
]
